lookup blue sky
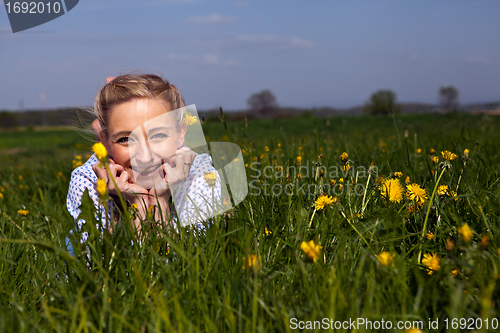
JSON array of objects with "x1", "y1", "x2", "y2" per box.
[{"x1": 1, "y1": 0, "x2": 499, "y2": 111}]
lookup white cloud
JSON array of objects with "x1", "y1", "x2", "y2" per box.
[
  {"x1": 409, "y1": 53, "x2": 418, "y2": 60},
  {"x1": 203, "y1": 53, "x2": 219, "y2": 64},
  {"x1": 464, "y1": 54, "x2": 490, "y2": 64},
  {"x1": 187, "y1": 14, "x2": 236, "y2": 25},
  {"x1": 235, "y1": 34, "x2": 314, "y2": 50}
]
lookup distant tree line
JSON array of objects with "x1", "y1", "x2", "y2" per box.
[{"x1": 0, "y1": 108, "x2": 88, "y2": 129}]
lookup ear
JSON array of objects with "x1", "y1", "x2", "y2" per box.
[{"x1": 177, "y1": 124, "x2": 187, "y2": 149}]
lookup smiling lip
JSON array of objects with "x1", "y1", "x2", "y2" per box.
[{"x1": 133, "y1": 163, "x2": 163, "y2": 177}]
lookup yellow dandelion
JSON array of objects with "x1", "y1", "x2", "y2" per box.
[
  {"x1": 481, "y1": 234, "x2": 488, "y2": 248},
  {"x1": 317, "y1": 153, "x2": 323, "y2": 159},
  {"x1": 277, "y1": 143, "x2": 281, "y2": 148},
  {"x1": 265, "y1": 227, "x2": 272, "y2": 235},
  {"x1": 405, "y1": 176, "x2": 410, "y2": 184},
  {"x1": 296, "y1": 156, "x2": 302, "y2": 164},
  {"x1": 426, "y1": 231, "x2": 435, "y2": 240},
  {"x1": 0, "y1": 192, "x2": 3, "y2": 199},
  {"x1": 406, "y1": 327, "x2": 423, "y2": 333},
  {"x1": 314, "y1": 195, "x2": 337, "y2": 210},
  {"x1": 431, "y1": 156, "x2": 439, "y2": 165},
  {"x1": 301, "y1": 240, "x2": 322, "y2": 263},
  {"x1": 204, "y1": 171, "x2": 217, "y2": 187},
  {"x1": 437, "y1": 185, "x2": 448, "y2": 195},
  {"x1": 379, "y1": 178, "x2": 404, "y2": 203},
  {"x1": 463, "y1": 149, "x2": 469, "y2": 158},
  {"x1": 377, "y1": 251, "x2": 395, "y2": 267},
  {"x1": 449, "y1": 191, "x2": 458, "y2": 201},
  {"x1": 394, "y1": 171, "x2": 403, "y2": 177},
  {"x1": 340, "y1": 152, "x2": 349, "y2": 163},
  {"x1": 242, "y1": 254, "x2": 260, "y2": 270},
  {"x1": 339, "y1": 178, "x2": 344, "y2": 183},
  {"x1": 450, "y1": 268, "x2": 458, "y2": 277},
  {"x1": 130, "y1": 203, "x2": 138, "y2": 210},
  {"x1": 148, "y1": 205, "x2": 155, "y2": 212},
  {"x1": 75, "y1": 155, "x2": 82, "y2": 160},
  {"x1": 183, "y1": 113, "x2": 198, "y2": 125},
  {"x1": 406, "y1": 183, "x2": 427, "y2": 203},
  {"x1": 457, "y1": 223, "x2": 473, "y2": 243},
  {"x1": 264, "y1": 146, "x2": 270, "y2": 152},
  {"x1": 416, "y1": 148, "x2": 422, "y2": 154},
  {"x1": 92, "y1": 142, "x2": 108, "y2": 163},
  {"x1": 96, "y1": 178, "x2": 108, "y2": 198},
  {"x1": 422, "y1": 253, "x2": 440, "y2": 275},
  {"x1": 17, "y1": 209, "x2": 29, "y2": 216},
  {"x1": 330, "y1": 179, "x2": 336, "y2": 186},
  {"x1": 446, "y1": 237, "x2": 455, "y2": 251},
  {"x1": 429, "y1": 148, "x2": 436, "y2": 155},
  {"x1": 441, "y1": 150, "x2": 458, "y2": 161}
]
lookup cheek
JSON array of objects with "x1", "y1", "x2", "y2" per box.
[{"x1": 110, "y1": 146, "x2": 130, "y2": 165}]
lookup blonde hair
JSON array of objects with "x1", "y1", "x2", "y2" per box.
[{"x1": 95, "y1": 74, "x2": 186, "y2": 135}]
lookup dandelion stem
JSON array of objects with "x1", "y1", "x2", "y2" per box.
[
  {"x1": 361, "y1": 172, "x2": 371, "y2": 214},
  {"x1": 418, "y1": 167, "x2": 446, "y2": 262},
  {"x1": 308, "y1": 208, "x2": 317, "y2": 228}
]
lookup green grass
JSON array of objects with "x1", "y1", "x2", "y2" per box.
[{"x1": 1, "y1": 113, "x2": 500, "y2": 332}]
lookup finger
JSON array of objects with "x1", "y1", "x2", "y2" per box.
[{"x1": 92, "y1": 162, "x2": 108, "y2": 182}]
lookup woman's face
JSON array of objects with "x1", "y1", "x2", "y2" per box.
[{"x1": 101, "y1": 98, "x2": 186, "y2": 189}]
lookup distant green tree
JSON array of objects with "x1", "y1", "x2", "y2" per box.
[
  {"x1": 247, "y1": 90, "x2": 279, "y2": 116},
  {"x1": 439, "y1": 86, "x2": 459, "y2": 112},
  {"x1": 363, "y1": 90, "x2": 401, "y2": 115},
  {"x1": 0, "y1": 111, "x2": 18, "y2": 129}
]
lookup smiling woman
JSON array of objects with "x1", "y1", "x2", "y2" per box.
[{"x1": 66, "y1": 74, "x2": 222, "y2": 243}]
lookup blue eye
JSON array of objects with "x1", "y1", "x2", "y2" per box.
[{"x1": 150, "y1": 132, "x2": 168, "y2": 140}]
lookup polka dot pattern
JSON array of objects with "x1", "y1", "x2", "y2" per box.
[{"x1": 66, "y1": 152, "x2": 222, "y2": 241}]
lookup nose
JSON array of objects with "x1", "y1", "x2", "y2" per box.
[{"x1": 135, "y1": 138, "x2": 154, "y2": 167}]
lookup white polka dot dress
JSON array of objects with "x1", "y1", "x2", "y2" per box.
[{"x1": 66, "y1": 152, "x2": 222, "y2": 242}]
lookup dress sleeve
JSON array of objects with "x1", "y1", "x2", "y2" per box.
[
  {"x1": 172, "y1": 154, "x2": 223, "y2": 227},
  {"x1": 66, "y1": 156, "x2": 115, "y2": 242}
]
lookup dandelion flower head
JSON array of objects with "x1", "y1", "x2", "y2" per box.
[
  {"x1": 379, "y1": 178, "x2": 404, "y2": 203},
  {"x1": 458, "y1": 223, "x2": 473, "y2": 243},
  {"x1": 204, "y1": 171, "x2": 218, "y2": 187},
  {"x1": 406, "y1": 183, "x2": 428, "y2": 203},
  {"x1": 183, "y1": 112, "x2": 198, "y2": 125},
  {"x1": 96, "y1": 178, "x2": 108, "y2": 198},
  {"x1": 301, "y1": 240, "x2": 322, "y2": 263},
  {"x1": 92, "y1": 142, "x2": 108, "y2": 163},
  {"x1": 422, "y1": 253, "x2": 440, "y2": 275},
  {"x1": 441, "y1": 150, "x2": 458, "y2": 161},
  {"x1": 314, "y1": 195, "x2": 337, "y2": 210},
  {"x1": 340, "y1": 152, "x2": 349, "y2": 163},
  {"x1": 17, "y1": 209, "x2": 29, "y2": 216},
  {"x1": 242, "y1": 254, "x2": 260, "y2": 270},
  {"x1": 377, "y1": 251, "x2": 395, "y2": 267},
  {"x1": 437, "y1": 185, "x2": 448, "y2": 195}
]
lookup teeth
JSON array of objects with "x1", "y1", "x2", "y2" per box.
[{"x1": 135, "y1": 163, "x2": 161, "y2": 175}]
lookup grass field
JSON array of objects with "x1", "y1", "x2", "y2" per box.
[{"x1": 1, "y1": 112, "x2": 500, "y2": 332}]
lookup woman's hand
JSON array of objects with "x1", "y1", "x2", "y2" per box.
[
  {"x1": 93, "y1": 159, "x2": 149, "y2": 203},
  {"x1": 160, "y1": 147, "x2": 196, "y2": 188}
]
